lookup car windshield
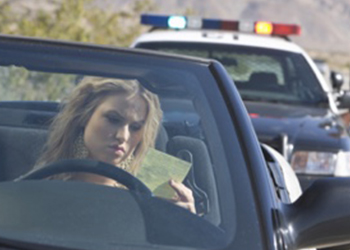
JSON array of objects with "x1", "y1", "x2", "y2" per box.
[
  {"x1": 0, "y1": 37, "x2": 264, "y2": 250},
  {"x1": 137, "y1": 42, "x2": 329, "y2": 107}
]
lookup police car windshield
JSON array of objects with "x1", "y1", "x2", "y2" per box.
[{"x1": 138, "y1": 42, "x2": 328, "y2": 107}]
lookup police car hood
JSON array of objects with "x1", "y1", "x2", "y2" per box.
[{"x1": 245, "y1": 101, "x2": 347, "y2": 151}]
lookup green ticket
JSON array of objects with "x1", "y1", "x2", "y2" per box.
[{"x1": 136, "y1": 148, "x2": 192, "y2": 199}]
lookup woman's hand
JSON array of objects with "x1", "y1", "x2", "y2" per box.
[{"x1": 169, "y1": 179, "x2": 196, "y2": 214}]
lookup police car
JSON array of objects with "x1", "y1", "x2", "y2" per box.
[{"x1": 131, "y1": 14, "x2": 350, "y2": 190}]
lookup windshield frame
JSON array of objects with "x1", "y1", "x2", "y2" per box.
[{"x1": 0, "y1": 34, "x2": 276, "y2": 250}]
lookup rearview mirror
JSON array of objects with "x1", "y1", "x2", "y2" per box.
[
  {"x1": 331, "y1": 71, "x2": 344, "y2": 92},
  {"x1": 282, "y1": 178, "x2": 350, "y2": 249}
]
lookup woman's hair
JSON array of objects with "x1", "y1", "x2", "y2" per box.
[{"x1": 36, "y1": 76, "x2": 162, "y2": 174}]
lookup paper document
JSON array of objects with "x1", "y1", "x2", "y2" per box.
[{"x1": 136, "y1": 148, "x2": 192, "y2": 199}]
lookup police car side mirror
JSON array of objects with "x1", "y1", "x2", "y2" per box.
[
  {"x1": 331, "y1": 71, "x2": 344, "y2": 92},
  {"x1": 337, "y1": 90, "x2": 350, "y2": 109},
  {"x1": 282, "y1": 178, "x2": 350, "y2": 249}
]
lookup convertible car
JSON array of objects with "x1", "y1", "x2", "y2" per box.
[{"x1": 0, "y1": 34, "x2": 349, "y2": 250}]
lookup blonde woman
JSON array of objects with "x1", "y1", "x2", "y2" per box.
[{"x1": 36, "y1": 76, "x2": 196, "y2": 213}]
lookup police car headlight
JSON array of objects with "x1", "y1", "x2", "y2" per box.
[{"x1": 291, "y1": 151, "x2": 350, "y2": 176}]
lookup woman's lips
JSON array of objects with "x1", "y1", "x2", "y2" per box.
[{"x1": 109, "y1": 145, "x2": 125, "y2": 155}]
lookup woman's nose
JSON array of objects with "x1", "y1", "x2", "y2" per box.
[{"x1": 115, "y1": 125, "x2": 129, "y2": 143}]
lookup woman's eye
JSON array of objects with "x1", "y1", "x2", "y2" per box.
[
  {"x1": 130, "y1": 123, "x2": 142, "y2": 132},
  {"x1": 106, "y1": 115, "x2": 120, "y2": 124}
]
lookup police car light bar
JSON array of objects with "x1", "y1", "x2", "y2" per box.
[{"x1": 141, "y1": 14, "x2": 301, "y2": 36}]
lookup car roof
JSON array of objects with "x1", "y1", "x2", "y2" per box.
[
  {"x1": 132, "y1": 29, "x2": 305, "y2": 54},
  {"x1": 0, "y1": 33, "x2": 215, "y2": 66}
]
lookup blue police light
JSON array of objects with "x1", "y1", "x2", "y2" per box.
[
  {"x1": 167, "y1": 16, "x2": 187, "y2": 29},
  {"x1": 141, "y1": 14, "x2": 169, "y2": 28},
  {"x1": 141, "y1": 14, "x2": 188, "y2": 29}
]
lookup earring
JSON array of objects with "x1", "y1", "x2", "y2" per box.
[
  {"x1": 119, "y1": 154, "x2": 134, "y2": 171},
  {"x1": 72, "y1": 132, "x2": 89, "y2": 159}
]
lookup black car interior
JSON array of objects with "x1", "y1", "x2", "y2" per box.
[
  {"x1": 0, "y1": 97, "x2": 220, "y2": 224},
  {"x1": 0, "y1": 102, "x2": 57, "y2": 181}
]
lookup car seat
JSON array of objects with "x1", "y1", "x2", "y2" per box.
[
  {"x1": 0, "y1": 127, "x2": 48, "y2": 181},
  {"x1": 248, "y1": 72, "x2": 280, "y2": 90},
  {"x1": 167, "y1": 135, "x2": 220, "y2": 224}
]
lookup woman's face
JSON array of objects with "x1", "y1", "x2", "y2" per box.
[{"x1": 83, "y1": 92, "x2": 148, "y2": 166}]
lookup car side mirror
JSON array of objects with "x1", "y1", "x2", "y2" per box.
[
  {"x1": 337, "y1": 91, "x2": 350, "y2": 109},
  {"x1": 331, "y1": 71, "x2": 344, "y2": 92},
  {"x1": 282, "y1": 178, "x2": 350, "y2": 249}
]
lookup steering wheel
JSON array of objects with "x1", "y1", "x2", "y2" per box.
[{"x1": 17, "y1": 159, "x2": 152, "y2": 197}]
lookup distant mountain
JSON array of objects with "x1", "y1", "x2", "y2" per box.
[
  {"x1": 9, "y1": 0, "x2": 350, "y2": 71},
  {"x1": 10, "y1": 0, "x2": 350, "y2": 53},
  {"x1": 96, "y1": 0, "x2": 350, "y2": 54}
]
